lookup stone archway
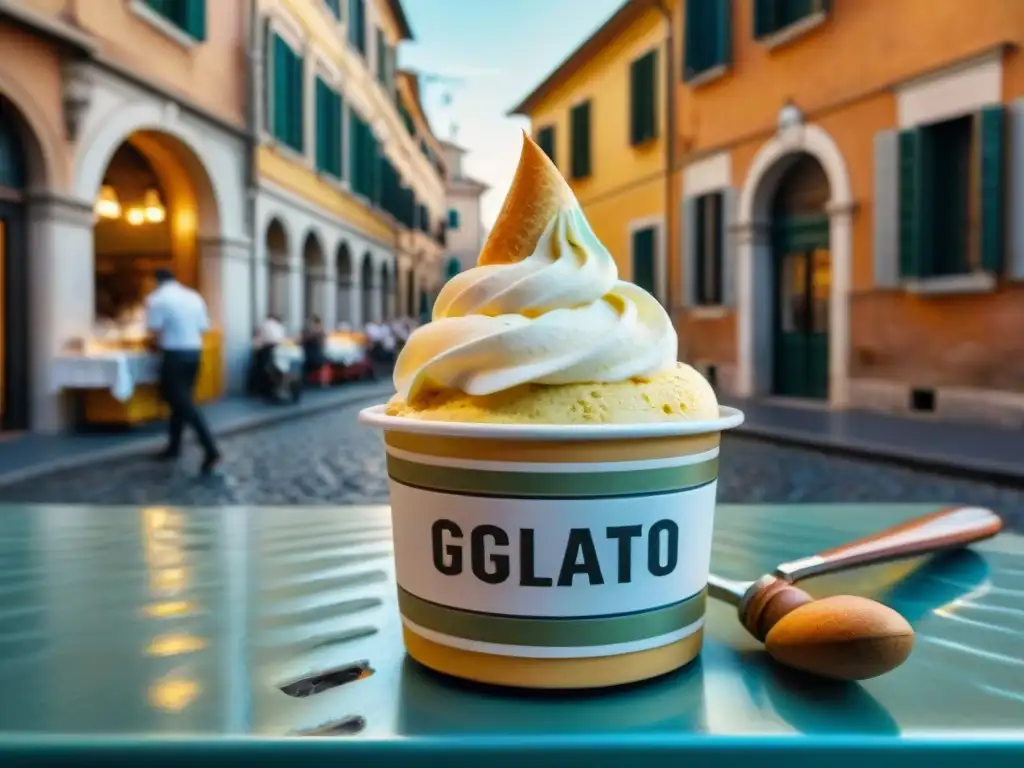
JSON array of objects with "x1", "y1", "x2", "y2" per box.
[
  {"x1": 360, "y1": 252, "x2": 374, "y2": 325},
  {"x1": 0, "y1": 96, "x2": 37, "y2": 431},
  {"x1": 302, "y1": 231, "x2": 326, "y2": 323},
  {"x1": 336, "y1": 241, "x2": 353, "y2": 328},
  {"x1": 735, "y1": 123, "x2": 853, "y2": 407},
  {"x1": 265, "y1": 218, "x2": 290, "y2": 321}
]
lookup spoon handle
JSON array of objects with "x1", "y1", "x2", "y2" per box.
[{"x1": 773, "y1": 505, "x2": 1003, "y2": 583}]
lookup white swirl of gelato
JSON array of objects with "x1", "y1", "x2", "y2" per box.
[{"x1": 393, "y1": 205, "x2": 678, "y2": 400}]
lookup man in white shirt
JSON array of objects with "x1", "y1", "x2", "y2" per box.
[
  {"x1": 256, "y1": 314, "x2": 285, "y2": 348},
  {"x1": 146, "y1": 268, "x2": 220, "y2": 473}
]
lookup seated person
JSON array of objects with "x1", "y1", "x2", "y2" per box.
[
  {"x1": 249, "y1": 315, "x2": 298, "y2": 402},
  {"x1": 301, "y1": 315, "x2": 327, "y2": 377}
]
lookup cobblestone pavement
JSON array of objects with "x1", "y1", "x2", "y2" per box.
[{"x1": 4, "y1": 398, "x2": 1023, "y2": 531}]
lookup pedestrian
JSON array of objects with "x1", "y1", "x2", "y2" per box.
[{"x1": 145, "y1": 268, "x2": 221, "y2": 474}]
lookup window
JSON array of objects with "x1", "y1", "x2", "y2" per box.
[
  {"x1": 448, "y1": 208, "x2": 461, "y2": 229},
  {"x1": 694, "y1": 192, "x2": 724, "y2": 305},
  {"x1": 570, "y1": 101, "x2": 592, "y2": 180},
  {"x1": 348, "y1": 0, "x2": 366, "y2": 55},
  {"x1": 324, "y1": 0, "x2": 341, "y2": 20},
  {"x1": 143, "y1": 0, "x2": 206, "y2": 40},
  {"x1": 417, "y1": 204, "x2": 430, "y2": 233},
  {"x1": 269, "y1": 34, "x2": 304, "y2": 152},
  {"x1": 898, "y1": 107, "x2": 1005, "y2": 280},
  {"x1": 349, "y1": 110, "x2": 381, "y2": 203},
  {"x1": 683, "y1": 0, "x2": 730, "y2": 82},
  {"x1": 754, "y1": 0, "x2": 829, "y2": 39},
  {"x1": 632, "y1": 227, "x2": 658, "y2": 300},
  {"x1": 535, "y1": 125, "x2": 556, "y2": 165},
  {"x1": 376, "y1": 28, "x2": 396, "y2": 92},
  {"x1": 630, "y1": 49, "x2": 658, "y2": 145},
  {"x1": 315, "y1": 77, "x2": 343, "y2": 179}
]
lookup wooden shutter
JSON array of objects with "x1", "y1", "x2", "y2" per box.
[
  {"x1": 720, "y1": 187, "x2": 736, "y2": 305},
  {"x1": 685, "y1": 0, "x2": 732, "y2": 80},
  {"x1": 272, "y1": 35, "x2": 288, "y2": 143},
  {"x1": 632, "y1": 227, "x2": 657, "y2": 298},
  {"x1": 630, "y1": 51, "x2": 658, "y2": 145},
  {"x1": 873, "y1": 130, "x2": 900, "y2": 287},
  {"x1": 571, "y1": 101, "x2": 591, "y2": 179},
  {"x1": 682, "y1": 197, "x2": 697, "y2": 306},
  {"x1": 536, "y1": 125, "x2": 556, "y2": 165},
  {"x1": 897, "y1": 128, "x2": 932, "y2": 279},
  {"x1": 1010, "y1": 98, "x2": 1024, "y2": 280},
  {"x1": 978, "y1": 105, "x2": 1005, "y2": 274},
  {"x1": 448, "y1": 208, "x2": 460, "y2": 228},
  {"x1": 183, "y1": 0, "x2": 206, "y2": 40},
  {"x1": 288, "y1": 50, "x2": 304, "y2": 152}
]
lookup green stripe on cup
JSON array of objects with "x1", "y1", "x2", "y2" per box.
[
  {"x1": 398, "y1": 587, "x2": 707, "y2": 647},
  {"x1": 386, "y1": 456, "x2": 719, "y2": 498}
]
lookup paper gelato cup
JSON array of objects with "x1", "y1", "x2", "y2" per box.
[{"x1": 359, "y1": 404, "x2": 744, "y2": 689}]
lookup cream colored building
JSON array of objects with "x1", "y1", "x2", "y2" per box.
[
  {"x1": 439, "y1": 139, "x2": 487, "y2": 277},
  {"x1": 254, "y1": 0, "x2": 448, "y2": 333}
]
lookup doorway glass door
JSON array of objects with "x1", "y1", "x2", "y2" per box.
[{"x1": 773, "y1": 217, "x2": 830, "y2": 399}]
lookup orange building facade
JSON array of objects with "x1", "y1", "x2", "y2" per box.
[
  {"x1": 676, "y1": 0, "x2": 1024, "y2": 426},
  {"x1": 0, "y1": 0, "x2": 253, "y2": 433},
  {"x1": 516, "y1": 0, "x2": 1024, "y2": 427}
]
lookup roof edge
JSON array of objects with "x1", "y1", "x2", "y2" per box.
[
  {"x1": 506, "y1": 0, "x2": 653, "y2": 117},
  {"x1": 386, "y1": 0, "x2": 414, "y2": 41}
]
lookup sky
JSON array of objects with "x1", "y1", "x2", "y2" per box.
[{"x1": 398, "y1": 0, "x2": 624, "y2": 228}]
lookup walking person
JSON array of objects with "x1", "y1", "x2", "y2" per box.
[{"x1": 145, "y1": 268, "x2": 221, "y2": 474}]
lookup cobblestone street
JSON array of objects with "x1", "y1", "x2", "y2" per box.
[{"x1": 4, "y1": 398, "x2": 1023, "y2": 530}]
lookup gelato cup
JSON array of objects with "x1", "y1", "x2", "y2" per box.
[{"x1": 358, "y1": 404, "x2": 743, "y2": 689}]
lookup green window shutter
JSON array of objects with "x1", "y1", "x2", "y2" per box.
[
  {"x1": 288, "y1": 51, "x2": 304, "y2": 152},
  {"x1": 315, "y1": 78, "x2": 326, "y2": 171},
  {"x1": 755, "y1": 0, "x2": 828, "y2": 39},
  {"x1": 448, "y1": 208, "x2": 460, "y2": 228},
  {"x1": 272, "y1": 35, "x2": 287, "y2": 143},
  {"x1": 978, "y1": 105, "x2": 1005, "y2": 274},
  {"x1": 684, "y1": 0, "x2": 732, "y2": 81},
  {"x1": 183, "y1": 0, "x2": 205, "y2": 40},
  {"x1": 325, "y1": 0, "x2": 341, "y2": 19},
  {"x1": 536, "y1": 125, "x2": 556, "y2": 165},
  {"x1": 570, "y1": 101, "x2": 591, "y2": 179},
  {"x1": 632, "y1": 227, "x2": 657, "y2": 298},
  {"x1": 630, "y1": 50, "x2": 658, "y2": 145},
  {"x1": 897, "y1": 128, "x2": 933, "y2": 279},
  {"x1": 376, "y1": 28, "x2": 386, "y2": 83}
]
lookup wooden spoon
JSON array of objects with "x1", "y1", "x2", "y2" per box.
[{"x1": 708, "y1": 505, "x2": 1003, "y2": 680}]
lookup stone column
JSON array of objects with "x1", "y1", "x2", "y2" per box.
[
  {"x1": 826, "y1": 201, "x2": 854, "y2": 409},
  {"x1": 321, "y1": 253, "x2": 337, "y2": 329},
  {"x1": 25, "y1": 192, "x2": 95, "y2": 433},
  {"x1": 287, "y1": 251, "x2": 303, "y2": 333},
  {"x1": 199, "y1": 236, "x2": 254, "y2": 394},
  {"x1": 733, "y1": 221, "x2": 772, "y2": 399}
]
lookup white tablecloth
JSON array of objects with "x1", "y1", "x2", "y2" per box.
[
  {"x1": 324, "y1": 339, "x2": 366, "y2": 366},
  {"x1": 51, "y1": 352, "x2": 159, "y2": 402}
]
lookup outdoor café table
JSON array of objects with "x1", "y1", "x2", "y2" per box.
[{"x1": 0, "y1": 503, "x2": 1020, "y2": 765}]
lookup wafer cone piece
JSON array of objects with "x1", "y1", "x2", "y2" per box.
[{"x1": 477, "y1": 131, "x2": 578, "y2": 266}]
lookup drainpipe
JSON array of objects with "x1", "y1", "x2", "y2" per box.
[
  {"x1": 245, "y1": 0, "x2": 260, "y2": 332},
  {"x1": 656, "y1": 0, "x2": 676, "y2": 315}
]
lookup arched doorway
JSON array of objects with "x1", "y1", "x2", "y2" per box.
[
  {"x1": 302, "y1": 231, "x2": 326, "y2": 324},
  {"x1": 737, "y1": 123, "x2": 852, "y2": 406},
  {"x1": 0, "y1": 98, "x2": 31, "y2": 431},
  {"x1": 769, "y1": 153, "x2": 830, "y2": 400},
  {"x1": 360, "y1": 252, "x2": 373, "y2": 325},
  {"x1": 265, "y1": 218, "x2": 289, "y2": 321},
  {"x1": 336, "y1": 241, "x2": 352, "y2": 328},
  {"x1": 379, "y1": 262, "x2": 392, "y2": 321},
  {"x1": 92, "y1": 132, "x2": 221, "y2": 322},
  {"x1": 445, "y1": 256, "x2": 461, "y2": 281}
]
